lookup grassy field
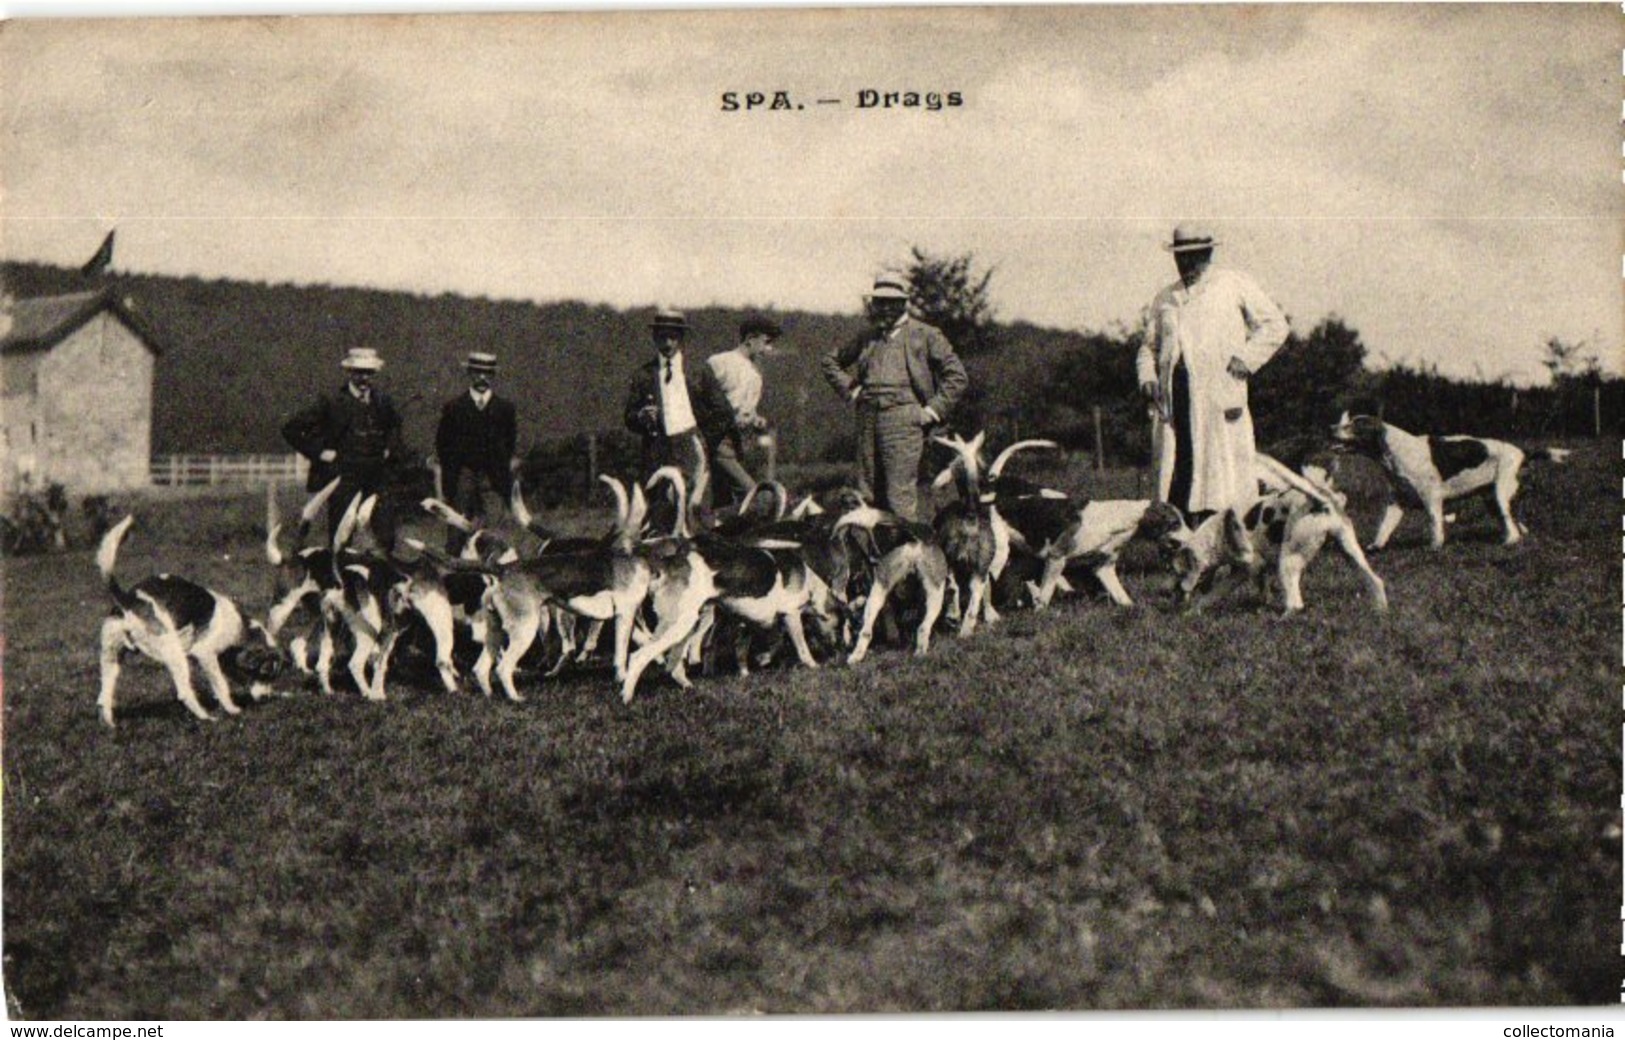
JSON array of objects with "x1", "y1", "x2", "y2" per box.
[{"x1": 1, "y1": 447, "x2": 1617, "y2": 1017}]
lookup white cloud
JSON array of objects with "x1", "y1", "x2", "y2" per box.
[{"x1": 2, "y1": 5, "x2": 1617, "y2": 381}]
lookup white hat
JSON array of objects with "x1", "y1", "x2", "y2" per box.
[
  {"x1": 464, "y1": 351, "x2": 498, "y2": 373},
  {"x1": 864, "y1": 276, "x2": 910, "y2": 300},
  {"x1": 340, "y1": 347, "x2": 385, "y2": 372},
  {"x1": 1165, "y1": 223, "x2": 1222, "y2": 253}
]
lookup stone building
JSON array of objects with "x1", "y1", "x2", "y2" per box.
[{"x1": 0, "y1": 289, "x2": 161, "y2": 499}]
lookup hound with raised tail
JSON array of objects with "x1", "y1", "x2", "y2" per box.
[
  {"x1": 644, "y1": 465, "x2": 830, "y2": 680},
  {"x1": 97, "y1": 515, "x2": 287, "y2": 727},
  {"x1": 833, "y1": 505, "x2": 950, "y2": 663},
  {"x1": 1330, "y1": 412, "x2": 1570, "y2": 549},
  {"x1": 1004, "y1": 494, "x2": 1187, "y2": 610},
  {"x1": 1161, "y1": 454, "x2": 1388, "y2": 616},
  {"x1": 448, "y1": 476, "x2": 656, "y2": 703},
  {"x1": 932, "y1": 436, "x2": 1068, "y2": 621}
]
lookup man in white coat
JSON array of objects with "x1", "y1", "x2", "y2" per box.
[{"x1": 1136, "y1": 224, "x2": 1290, "y2": 521}]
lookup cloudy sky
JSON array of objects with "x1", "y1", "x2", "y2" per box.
[{"x1": 2, "y1": 3, "x2": 1619, "y2": 383}]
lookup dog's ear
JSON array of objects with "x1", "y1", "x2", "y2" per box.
[{"x1": 1222, "y1": 509, "x2": 1251, "y2": 558}]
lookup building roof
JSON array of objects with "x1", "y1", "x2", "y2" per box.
[{"x1": 1, "y1": 289, "x2": 165, "y2": 357}]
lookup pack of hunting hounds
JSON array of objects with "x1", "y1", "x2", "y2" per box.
[{"x1": 94, "y1": 412, "x2": 1571, "y2": 728}]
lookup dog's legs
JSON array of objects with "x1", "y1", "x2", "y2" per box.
[
  {"x1": 915, "y1": 572, "x2": 948, "y2": 656},
  {"x1": 957, "y1": 574, "x2": 986, "y2": 637},
  {"x1": 346, "y1": 631, "x2": 381, "y2": 702},
  {"x1": 942, "y1": 572, "x2": 962, "y2": 622},
  {"x1": 1095, "y1": 562, "x2": 1135, "y2": 607},
  {"x1": 732, "y1": 621, "x2": 754, "y2": 677},
  {"x1": 494, "y1": 605, "x2": 542, "y2": 704},
  {"x1": 621, "y1": 599, "x2": 705, "y2": 704},
  {"x1": 1332, "y1": 521, "x2": 1389, "y2": 611},
  {"x1": 577, "y1": 618, "x2": 606, "y2": 661},
  {"x1": 980, "y1": 576, "x2": 1001, "y2": 626},
  {"x1": 425, "y1": 591, "x2": 464, "y2": 689},
  {"x1": 846, "y1": 579, "x2": 890, "y2": 664},
  {"x1": 543, "y1": 609, "x2": 574, "y2": 678},
  {"x1": 155, "y1": 631, "x2": 214, "y2": 722},
  {"x1": 369, "y1": 624, "x2": 404, "y2": 702},
  {"x1": 1032, "y1": 557, "x2": 1066, "y2": 609},
  {"x1": 97, "y1": 620, "x2": 128, "y2": 728},
  {"x1": 1425, "y1": 495, "x2": 1449, "y2": 549},
  {"x1": 313, "y1": 604, "x2": 339, "y2": 695},
  {"x1": 1369, "y1": 503, "x2": 1404, "y2": 550},
  {"x1": 1277, "y1": 552, "x2": 1308, "y2": 615},
  {"x1": 192, "y1": 648, "x2": 245, "y2": 716},
  {"x1": 685, "y1": 604, "x2": 717, "y2": 669},
  {"x1": 783, "y1": 607, "x2": 819, "y2": 669},
  {"x1": 1495, "y1": 468, "x2": 1523, "y2": 545}
]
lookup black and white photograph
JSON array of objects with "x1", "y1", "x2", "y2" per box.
[{"x1": 0, "y1": 1, "x2": 1620, "y2": 1020}]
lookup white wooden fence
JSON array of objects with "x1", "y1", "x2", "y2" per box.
[{"x1": 151, "y1": 454, "x2": 308, "y2": 487}]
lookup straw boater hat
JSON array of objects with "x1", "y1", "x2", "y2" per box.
[
  {"x1": 1164, "y1": 223, "x2": 1221, "y2": 253},
  {"x1": 464, "y1": 351, "x2": 498, "y2": 373},
  {"x1": 864, "y1": 276, "x2": 911, "y2": 300},
  {"x1": 648, "y1": 308, "x2": 690, "y2": 333},
  {"x1": 340, "y1": 347, "x2": 384, "y2": 371}
]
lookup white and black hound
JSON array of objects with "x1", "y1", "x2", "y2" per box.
[
  {"x1": 97, "y1": 515, "x2": 286, "y2": 727},
  {"x1": 1330, "y1": 412, "x2": 1569, "y2": 549},
  {"x1": 832, "y1": 505, "x2": 950, "y2": 664},
  {"x1": 1161, "y1": 455, "x2": 1388, "y2": 616}
]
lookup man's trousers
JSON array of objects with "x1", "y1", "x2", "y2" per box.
[{"x1": 856, "y1": 401, "x2": 926, "y2": 521}]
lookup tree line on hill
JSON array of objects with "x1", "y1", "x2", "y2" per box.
[{"x1": 4, "y1": 258, "x2": 1615, "y2": 506}]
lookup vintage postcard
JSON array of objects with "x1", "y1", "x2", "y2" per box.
[{"x1": 0, "y1": 2, "x2": 1619, "y2": 1022}]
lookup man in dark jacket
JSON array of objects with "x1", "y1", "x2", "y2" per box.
[
  {"x1": 432, "y1": 351, "x2": 519, "y2": 553},
  {"x1": 821, "y1": 277, "x2": 969, "y2": 521},
  {"x1": 281, "y1": 346, "x2": 405, "y2": 548},
  {"x1": 624, "y1": 308, "x2": 708, "y2": 530}
]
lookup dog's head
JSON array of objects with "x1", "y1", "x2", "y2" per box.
[
  {"x1": 225, "y1": 619, "x2": 290, "y2": 682},
  {"x1": 1159, "y1": 508, "x2": 1255, "y2": 606},
  {"x1": 1329, "y1": 412, "x2": 1386, "y2": 458},
  {"x1": 1137, "y1": 500, "x2": 1187, "y2": 543}
]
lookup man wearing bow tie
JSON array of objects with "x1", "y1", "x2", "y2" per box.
[
  {"x1": 281, "y1": 346, "x2": 405, "y2": 547},
  {"x1": 432, "y1": 351, "x2": 519, "y2": 553},
  {"x1": 624, "y1": 309, "x2": 709, "y2": 517}
]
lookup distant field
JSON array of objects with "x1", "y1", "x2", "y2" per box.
[{"x1": 1, "y1": 445, "x2": 1616, "y2": 1016}]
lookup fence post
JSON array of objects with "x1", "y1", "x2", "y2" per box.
[
  {"x1": 1092, "y1": 406, "x2": 1105, "y2": 473},
  {"x1": 169, "y1": 456, "x2": 180, "y2": 486},
  {"x1": 585, "y1": 432, "x2": 599, "y2": 500},
  {"x1": 1594, "y1": 386, "x2": 1602, "y2": 438},
  {"x1": 764, "y1": 430, "x2": 778, "y2": 483}
]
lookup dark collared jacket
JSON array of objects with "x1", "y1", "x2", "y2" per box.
[
  {"x1": 281, "y1": 387, "x2": 405, "y2": 491},
  {"x1": 435, "y1": 392, "x2": 518, "y2": 491},
  {"x1": 623, "y1": 356, "x2": 730, "y2": 452},
  {"x1": 821, "y1": 315, "x2": 969, "y2": 419}
]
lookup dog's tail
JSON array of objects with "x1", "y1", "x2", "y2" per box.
[
  {"x1": 97, "y1": 515, "x2": 142, "y2": 612},
  {"x1": 400, "y1": 536, "x2": 493, "y2": 574},
  {"x1": 1255, "y1": 453, "x2": 1344, "y2": 515},
  {"x1": 988, "y1": 438, "x2": 1059, "y2": 480},
  {"x1": 421, "y1": 497, "x2": 476, "y2": 533}
]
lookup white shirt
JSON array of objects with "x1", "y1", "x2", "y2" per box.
[
  {"x1": 706, "y1": 348, "x2": 763, "y2": 423},
  {"x1": 658, "y1": 352, "x2": 698, "y2": 435},
  {"x1": 470, "y1": 388, "x2": 492, "y2": 410}
]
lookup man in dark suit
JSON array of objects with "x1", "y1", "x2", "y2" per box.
[
  {"x1": 624, "y1": 308, "x2": 708, "y2": 530},
  {"x1": 432, "y1": 351, "x2": 519, "y2": 553},
  {"x1": 281, "y1": 346, "x2": 405, "y2": 548}
]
